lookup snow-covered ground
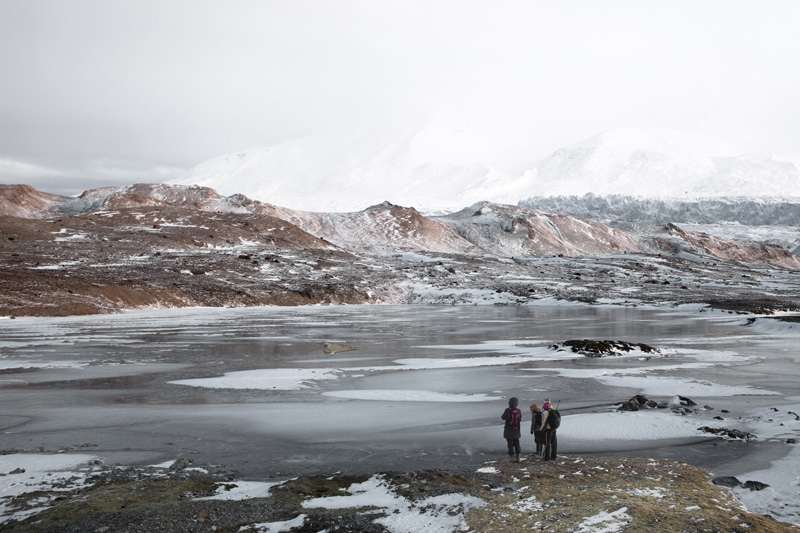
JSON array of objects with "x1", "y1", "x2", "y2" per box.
[{"x1": 2, "y1": 302, "x2": 799, "y2": 526}]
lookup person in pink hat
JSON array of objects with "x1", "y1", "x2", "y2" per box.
[{"x1": 538, "y1": 398, "x2": 559, "y2": 461}]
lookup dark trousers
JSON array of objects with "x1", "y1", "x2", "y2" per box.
[
  {"x1": 543, "y1": 429, "x2": 557, "y2": 460},
  {"x1": 506, "y1": 438, "x2": 521, "y2": 456},
  {"x1": 533, "y1": 430, "x2": 544, "y2": 455}
]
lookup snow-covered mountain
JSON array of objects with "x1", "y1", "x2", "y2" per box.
[
  {"x1": 531, "y1": 128, "x2": 800, "y2": 198},
  {"x1": 168, "y1": 124, "x2": 800, "y2": 214},
  {"x1": 168, "y1": 119, "x2": 532, "y2": 214}
]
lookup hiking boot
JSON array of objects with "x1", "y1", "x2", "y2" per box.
[{"x1": 514, "y1": 453, "x2": 520, "y2": 463}]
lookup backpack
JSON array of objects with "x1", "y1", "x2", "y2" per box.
[
  {"x1": 547, "y1": 408, "x2": 561, "y2": 429},
  {"x1": 508, "y1": 408, "x2": 521, "y2": 430}
]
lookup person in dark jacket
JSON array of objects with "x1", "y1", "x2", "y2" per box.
[
  {"x1": 501, "y1": 396, "x2": 522, "y2": 463},
  {"x1": 529, "y1": 403, "x2": 544, "y2": 457},
  {"x1": 539, "y1": 398, "x2": 558, "y2": 461}
]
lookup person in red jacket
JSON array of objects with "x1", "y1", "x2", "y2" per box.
[{"x1": 501, "y1": 396, "x2": 522, "y2": 463}]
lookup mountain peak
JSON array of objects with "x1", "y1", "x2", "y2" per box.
[{"x1": 366, "y1": 200, "x2": 405, "y2": 211}]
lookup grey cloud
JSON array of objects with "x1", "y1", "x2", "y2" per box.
[{"x1": 2, "y1": 0, "x2": 800, "y2": 195}]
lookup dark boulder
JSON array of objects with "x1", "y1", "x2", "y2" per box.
[
  {"x1": 712, "y1": 476, "x2": 741, "y2": 487},
  {"x1": 678, "y1": 395, "x2": 697, "y2": 406},
  {"x1": 617, "y1": 395, "x2": 670, "y2": 411},
  {"x1": 698, "y1": 426, "x2": 756, "y2": 441},
  {"x1": 617, "y1": 394, "x2": 654, "y2": 411},
  {"x1": 669, "y1": 395, "x2": 697, "y2": 409},
  {"x1": 557, "y1": 339, "x2": 659, "y2": 357},
  {"x1": 711, "y1": 477, "x2": 769, "y2": 491},
  {"x1": 741, "y1": 480, "x2": 770, "y2": 491}
]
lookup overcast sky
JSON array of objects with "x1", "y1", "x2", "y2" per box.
[{"x1": 2, "y1": 0, "x2": 799, "y2": 196}]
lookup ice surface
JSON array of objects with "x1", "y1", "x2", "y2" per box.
[
  {"x1": 2, "y1": 302, "x2": 800, "y2": 526},
  {"x1": 565, "y1": 412, "x2": 709, "y2": 441},
  {"x1": 550, "y1": 366, "x2": 780, "y2": 397},
  {"x1": 734, "y1": 437, "x2": 800, "y2": 525}
]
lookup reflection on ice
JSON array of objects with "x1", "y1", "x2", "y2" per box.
[
  {"x1": 566, "y1": 411, "x2": 710, "y2": 441},
  {"x1": 549, "y1": 366, "x2": 781, "y2": 397}
]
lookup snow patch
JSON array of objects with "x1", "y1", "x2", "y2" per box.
[{"x1": 301, "y1": 474, "x2": 485, "y2": 533}]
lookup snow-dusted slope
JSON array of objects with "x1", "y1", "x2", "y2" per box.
[
  {"x1": 275, "y1": 201, "x2": 479, "y2": 254},
  {"x1": 437, "y1": 201, "x2": 646, "y2": 257},
  {"x1": 520, "y1": 195, "x2": 800, "y2": 226},
  {"x1": 5, "y1": 183, "x2": 800, "y2": 268},
  {"x1": 169, "y1": 125, "x2": 800, "y2": 214}
]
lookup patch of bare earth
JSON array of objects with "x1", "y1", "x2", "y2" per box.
[{"x1": 467, "y1": 455, "x2": 797, "y2": 532}]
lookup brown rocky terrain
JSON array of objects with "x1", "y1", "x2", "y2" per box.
[
  {"x1": 3, "y1": 183, "x2": 800, "y2": 317},
  {"x1": 666, "y1": 223, "x2": 800, "y2": 270}
]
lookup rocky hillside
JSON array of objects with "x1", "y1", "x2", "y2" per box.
[
  {"x1": 3, "y1": 183, "x2": 800, "y2": 317},
  {"x1": 0, "y1": 184, "x2": 73, "y2": 218},
  {"x1": 438, "y1": 201, "x2": 647, "y2": 257},
  {"x1": 276, "y1": 201, "x2": 479, "y2": 254},
  {"x1": 665, "y1": 223, "x2": 800, "y2": 270}
]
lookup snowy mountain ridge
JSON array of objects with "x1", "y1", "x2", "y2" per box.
[
  {"x1": 529, "y1": 128, "x2": 800, "y2": 199},
  {"x1": 520, "y1": 194, "x2": 800, "y2": 226},
  {"x1": 168, "y1": 124, "x2": 800, "y2": 215},
  {"x1": 7, "y1": 182, "x2": 800, "y2": 268}
]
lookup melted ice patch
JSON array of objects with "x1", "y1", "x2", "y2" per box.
[
  {"x1": 548, "y1": 365, "x2": 779, "y2": 397},
  {"x1": 322, "y1": 390, "x2": 501, "y2": 402},
  {"x1": 170, "y1": 368, "x2": 341, "y2": 390}
]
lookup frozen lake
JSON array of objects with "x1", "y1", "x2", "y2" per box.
[{"x1": 2, "y1": 302, "x2": 800, "y2": 521}]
